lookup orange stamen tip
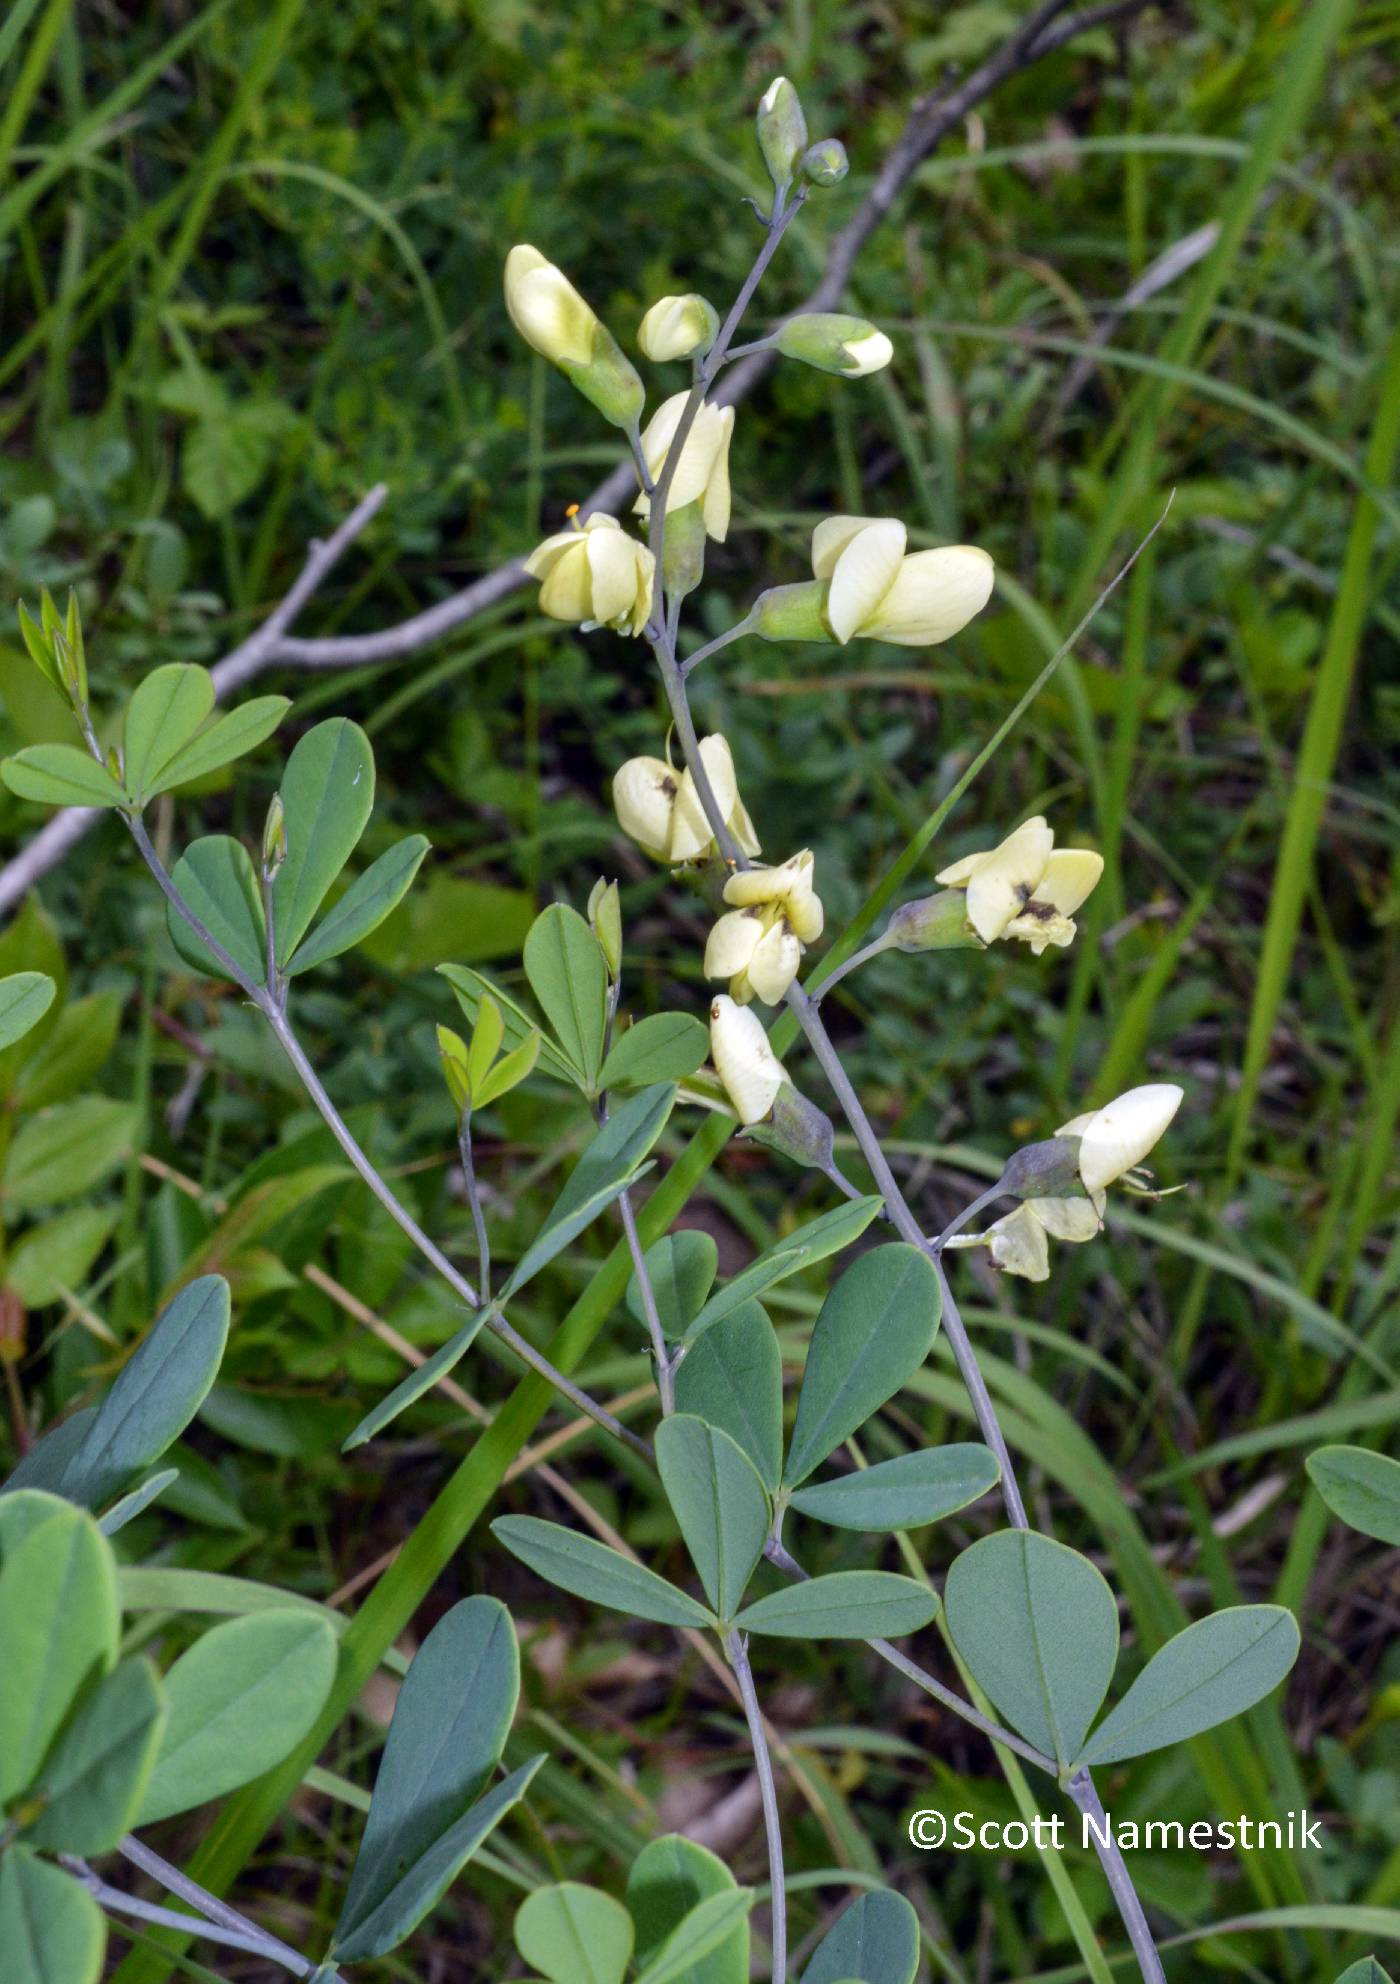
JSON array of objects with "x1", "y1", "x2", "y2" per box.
[{"x1": 565, "y1": 502, "x2": 581, "y2": 519}]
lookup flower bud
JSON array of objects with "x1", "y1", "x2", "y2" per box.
[
  {"x1": 802, "y1": 138, "x2": 849, "y2": 187},
  {"x1": 709, "y1": 994, "x2": 788, "y2": 1125},
  {"x1": 753, "y1": 581, "x2": 830, "y2": 644},
  {"x1": 774, "y1": 313, "x2": 892, "y2": 377},
  {"x1": 504, "y1": 245, "x2": 644, "y2": 429},
  {"x1": 587, "y1": 878, "x2": 622, "y2": 979},
  {"x1": 756, "y1": 77, "x2": 808, "y2": 192},
  {"x1": 638, "y1": 293, "x2": 720, "y2": 362},
  {"x1": 261, "y1": 792, "x2": 287, "y2": 880},
  {"x1": 885, "y1": 891, "x2": 983, "y2": 953}
]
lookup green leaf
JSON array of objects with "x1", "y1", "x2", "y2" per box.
[
  {"x1": 626, "y1": 1230, "x2": 719, "y2": 1338},
  {"x1": 0, "y1": 1850, "x2": 104, "y2": 1984},
  {"x1": 342, "y1": 1311, "x2": 490, "y2": 1450},
  {"x1": 500, "y1": 1084, "x2": 675, "y2": 1300},
  {"x1": 784, "y1": 1244, "x2": 941, "y2": 1487},
  {"x1": 493, "y1": 1515, "x2": 715, "y2": 1629},
  {"x1": 99, "y1": 1467, "x2": 179, "y2": 1535},
  {"x1": 600, "y1": 1012, "x2": 708, "y2": 1091},
  {"x1": 2, "y1": 1409, "x2": 98, "y2": 1496},
  {"x1": 57, "y1": 1276, "x2": 231, "y2": 1509},
  {"x1": 1074, "y1": 1606, "x2": 1300, "y2": 1768},
  {"x1": 673, "y1": 1300, "x2": 783, "y2": 1493},
  {"x1": 0, "y1": 1492, "x2": 118, "y2": 1802},
  {"x1": 332, "y1": 1597, "x2": 525, "y2": 1958},
  {"x1": 633, "y1": 1891, "x2": 756, "y2": 1984},
  {"x1": 515, "y1": 1882, "x2": 634, "y2": 1984},
  {"x1": 473, "y1": 1031, "x2": 541, "y2": 1108},
  {"x1": 5, "y1": 1206, "x2": 116, "y2": 1307},
  {"x1": 1, "y1": 744, "x2": 128, "y2": 809},
  {"x1": 1, "y1": 1096, "x2": 136, "y2": 1210},
  {"x1": 523, "y1": 903, "x2": 609, "y2": 1087},
  {"x1": 288, "y1": 834, "x2": 430, "y2": 975},
  {"x1": 656, "y1": 1415, "x2": 771, "y2": 1622},
  {"x1": 1307, "y1": 1445, "x2": 1400, "y2": 1545},
  {"x1": 14, "y1": 987, "x2": 122, "y2": 1108},
  {"x1": 1334, "y1": 1962, "x2": 1395, "y2": 1983},
  {"x1": 789, "y1": 1444, "x2": 1002, "y2": 1531},
  {"x1": 439, "y1": 961, "x2": 579, "y2": 1086},
  {"x1": 627, "y1": 1835, "x2": 747, "y2": 1984},
  {"x1": 272, "y1": 718, "x2": 376, "y2": 967},
  {"x1": 800, "y1": 1890, "x2": 920, "y2": 1984},
  {"x1": 121, "y1": 663, "x2": 214, "y2": 801},
  {"x1": 734, "y1": 1571, "x2": 938, "y2": 1640},
  {"x1": 684, "y1": 1197, "x2": 884, "y2": 1344},
  {"x1": 27, "y1": 1656, "x2": 165, "y2": 1853},
  {"x1": 945, "y1": 1531, "x2": 1119, "y2": 1769},
  {"x1": 137, "y1": 1610, "x2": 338, "y2": 1823},
  {"x1": 148, "y1": 695, "x2": 290, "y2": 794},
  {"x1": 168, "y1": 835, "x2": 266, "y2": 984},
  {"x1": 0, "y1": 972, "x2": 55, "y2": 1051}
]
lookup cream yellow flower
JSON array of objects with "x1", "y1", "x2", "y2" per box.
[
  {"x1": 812, "y1": 516, "x2": 994, "y2": 646},
  {"x1": 949, "y1": 1196, "x2": 1103, "y2": 1283},
  {"x1": 1057, "y1": 1084, "x2": 1184, "y2": 1198},
  {"x1": 935, "y1": 816, "x2": 1103, "y2": 953},
  {"x1": 504, "y1": 246, "x2": 644, "y2": 428},
  {"x1": 705, "y1": 850, "x2": 823, "y2": 1005},
  {"x1": 612, "y1": 735, "x2": 759, "y2": 865},
  {"x1": 638, "y1": 294, "x2": 719, "y2": 362},
  {"x1": 524, "y1": 515, "x2": 655, "y2": 637},
  {"x1": 633, "y1": 393, "x2": 734, "y2": 541},
  {"x1": 710, "y1": 993, "x2": 789, "y2": 1124}
]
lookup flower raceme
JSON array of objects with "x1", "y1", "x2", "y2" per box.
[
  {"x1": 709, "y1": 993, "x2": 789, "y2": 1124},
  {"x1": 950, "y1": 1083, "x2": 1184, "y2": 1280},
  {"x1": 633, "y1": 393, "x2": 735, "y2": 541},
  {"x1": 504, "y1": 245, "x2": 644, "y2": 429},
  {"x1": 524, "y1": 515, "x2": 655, "y2": 637},
  {"x1": 754, "y1": 515, "x2": 994, "y2": 648},
  {"x1": 704, "y1": 850, "x2": 824, "y2": 1005},
  {"x1": 935, "y1": 815, "x2": 1103, "y2": 954},
  {"x1": 612, "y1": 734, "x2": 760, "y2": 865}
]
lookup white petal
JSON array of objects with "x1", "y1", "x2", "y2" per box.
[
  {"x1": 827, "y1": 520, "x2": 907, "y2": 644},
  {"x1": 1037, "y1": 849, "x2": 1104, "y2": 917},
  {"x1": 812, "y1": 514, "x2": 885, "y2": 580},
  {"x1": 985, "y1": 1206, "x2": 1051, "y2": 1281},
  {"x1": 1075, "y1": 1084, "x2": 1184, "y2": 1193},
  {"x1": 1030, "y1": 1196, "x2": 1102, "y2": 1244},
  {"x1": 536, "y1": 542, "x2": 593, "y2": 624},
  {"x1": 612, "y1": 757, "x2": 677, "y2": 858},
  {"x1": 710, "y1": 994, "x2": 787, "y2": 1124},
  {"x1": 1055, "y1": 1110, "x2": 1096, "y2": 1138},
  {"x1": 668, "y1": 735, "x2": 738, "y2": 861},
  {"x1": 701, "y1": 408, "x2": 734, "y2": 541},
  {"x1": 744, "y1": 920, "x2": 802, "y2": 1004},
  {"x1": 586, "y1": 526, "x2": 642, "y2": 628},
  {"x1": 935, "y1": 816, "x2": 1047, "y2": 890},
  {"x1": 504, "y1": 248, "x2": 597, "y2": 366},
  {"x1": 723, "y1": 863, "x2": 786, "y2": 909},
  {"x1": 841, "y1": 329, "x2": 894, "y2": 375},
  {"x1": 1003, "y1": 908, "x2": 1078, "y2": 953},
  {"x1": 860, "y1": 544, "x2": 995, "y2": 645},
  {"x1": 730, "y1": 797, "x2": 762, "y2": 858},
  {"x1": 704, "y1": 908, "x2": 762, "y2": 979},
  {"x1": 962, "y1": 817, "x2": 1054, "y2": 944},
  {"x1": 523, "y1": 529, "x2": 581, "y2": 579}
]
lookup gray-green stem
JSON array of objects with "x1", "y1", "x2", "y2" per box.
[{"x1": 724, "y1": 1627, "x2": 788, "y2": 1983}]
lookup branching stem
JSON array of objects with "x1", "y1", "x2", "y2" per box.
[{"x1": 724, "y1": 1628, "x2": 787, "y2": 1982}]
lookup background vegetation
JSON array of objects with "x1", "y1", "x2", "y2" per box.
[{"x1": 1, "y1": 0, "x2": 1398, "y2": 1975}]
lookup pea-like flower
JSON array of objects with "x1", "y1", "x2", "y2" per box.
[
  {"x1": 612, "y1": 734, "x2": 760, "y2": 864},
  {"x1": 633, "y1": 393, "x2": 734, "y2": 541},
  {"x1": 754, "y1": 515, "x2": 994, "y2": 648},
  {"x1": 524, "y1": 515, "x2": 655, "y2": 637},
  {"x1": 504, "y1": 246, "x2": 644, "y2": 429},
  {"x1": 638, "y1": 294, "x2": 719, "y2": 362},
  {"x1": 705, "y1": 850, "x2": 823, "y2": 1005},
  {"x1": 774, "y1": 313, "x2": 894, "y2": 377},
  {"x1": 710, "y1": 993, "x2": 789, "y2": 1124},
  {"x1": 949, "y1": 1082, "x2": 1183, "y2": 1279},
  {"x1": 935, "y1": 815, "x2": 1103, "y2": 953},
  {"x1": 1056, "y1": 1084, "x2": 1184, "y2": 1201}
]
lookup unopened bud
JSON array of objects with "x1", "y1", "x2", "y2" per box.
[
  {"x1": 756, "y1": 77, "x2": 808, "y2": 192},
  {"x1": 753, "y1": 580, "x2": 830, "y2": 644},
  {"x1": 802, "y1": 138, "x2": 848, "y2": 187},
  {"x1": 662, "y1": 500, "x2": 707, "y2": 600},
  {"x1": 774, "y1": 313, "x2": 892, "y2": 378},
  {"x1": 638, "y1": 293, "x2": 719, "y2": 362},
  {"x1": 751, "y1": 1084, "x2": 836, "y2": 1172},
  {"x1": 885, "y1": 891, "x2": 982, "y2": 953},
  {"x1": 587, "y1": 877, "x2": 623, "y2": 979},
  {"x1": 262, "y1": 793, "x2": 287, "y2": 879},
  {"x1": 1000, "y1": 1137, "x2": 1085, "y2": 1202}
]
